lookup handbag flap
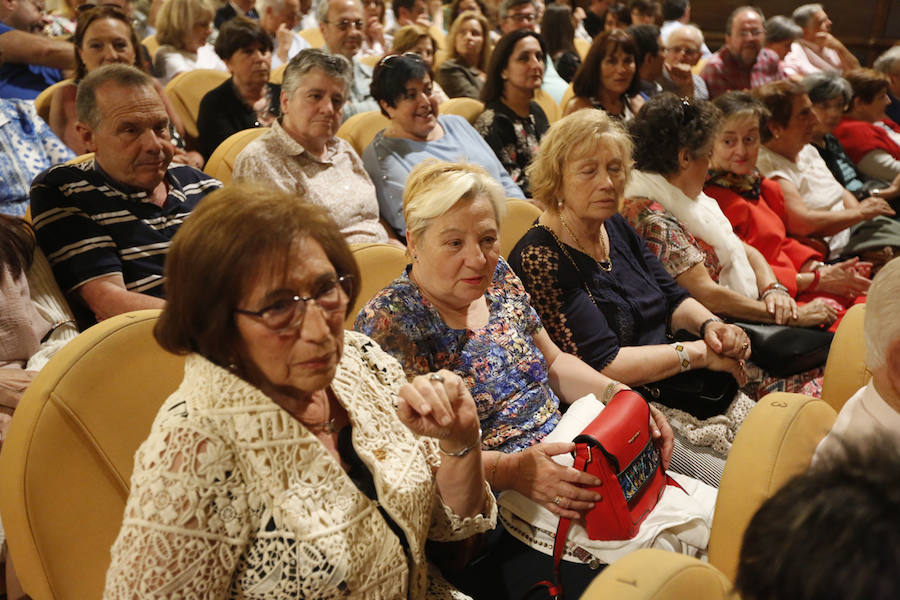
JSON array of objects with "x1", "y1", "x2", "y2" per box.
[{"x1": 572, "y1": 390, "x2": 650, "y2": 474}]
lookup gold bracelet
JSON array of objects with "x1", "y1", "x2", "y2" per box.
[{"x1": 439, "y1": 427, "x2": 482, "y2": 457}]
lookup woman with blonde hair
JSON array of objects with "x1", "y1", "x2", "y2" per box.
[
  {"x1": 436, "y1": 10, "x2": 492, "y2": 99},
  {"x1": 154, "y1": 0, "x2": 226, "y2": 84},
  {"x1": 391, "y1": 24, "x2": 450, "y2": 103}
]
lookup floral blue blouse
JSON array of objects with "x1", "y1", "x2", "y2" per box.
[{"x1": 353, "y1": 259, "x2": 561, "y2": 453}]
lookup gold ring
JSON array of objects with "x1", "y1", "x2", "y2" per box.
[
  {"x1": 553, "y1": 495, "x2": 562, "y2": 506},
  {"x1": 742, "y1": 342, "x2": 749, "y2": 350},
  {"x1": 429, "y1": 373, "x2": 444, "y2": 383}
]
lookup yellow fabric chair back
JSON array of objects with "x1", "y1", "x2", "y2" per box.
[
  {"x1": 0, "y1": 310, "x2": 185, "y2": 600},
  {"x1": 534, "y1": 88, "x2": 561, "y2": 123},
  {"x1": 574, "y1": 37, "x2": 591, "y2": 60},
  {"x1": 269, "y1": 63, "x2": 287, "y2": 84},
  {"x1": 500, "y1": 199, "x2": 542, "y2": 259},
  {"x1": 299, "y1": 27, "x2": 325, "y2": 47},
  {"x1": 560, "y1": 82, "x2": 576, "y2": 114},
  {"x1": 141, "y1": 34, "x2": 159, "y2": 59},
  {"x1": 439, "y1": 97, "x2": 484, "y2": 123},
  {"x1": 346, "y1": 243, "x2": 408, "y2": 328},
  {"x1": 336, "y1": 110, "x2": 390, "y2": 155},
  {"x1": 33, "y1": 78, "x2": 74, "y2": 125},
  {"x1": 582, "y1": 548, "x2": 732, "y2": 599},
  {"x1": 66, "y1": 152, "x2": 95, "y2": 165},
  {"x1": 360, "y1": 54, "x2": 380, "y2": 68},
  {"x1": 821, "y1": 303, "x2": 868, "y2": 412},
  {"x1": 163, "y1": 69, "x2": 231, "y2": 142},
  {"x1": 708, "y1": 394, "x2": 836, "y2": 582},
  {"x1": 203, "y1": 127, "x2": 267, "y2": 184}
]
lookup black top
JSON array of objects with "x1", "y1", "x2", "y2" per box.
[
  {"x1": 812, "y1": 133, "x2": 887, "y2": 200},
  {"x1": 196, "y1": 78, "x2": 281, "y2": 160},
  {"x1": 508, "y1": 215, "x2": 691, "y2": 370}
]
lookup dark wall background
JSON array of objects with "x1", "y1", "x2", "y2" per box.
[{"x1": 689, "y1": 0, "x2": 899, "y2": 66}]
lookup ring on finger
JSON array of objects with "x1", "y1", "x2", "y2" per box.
[
  {"x1": 429, "y1": 373, "x2": 444, "y2": 383},
  {"x1": 742, "y1": 342, "x2": 749, "y2": 350},
  {"x1": 553, "y1": 495, "x2": 562, "y2": 506}
]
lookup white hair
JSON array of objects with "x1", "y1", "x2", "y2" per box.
[
  {"x1": 865, "y1": 257, "x2": 900, "y2": 370},
  {"x1": 663, "y1": 23, "x2": 704, "y2": 47},
  {"x1": 874, "y1": 46, "x2": 900, "y2": 76},
  {"x1": 316, "y1": 0, "x2": 362, "y2": 25},
  {"x1": 792, "y1": 3, "x2": 823, "y2": 28}
]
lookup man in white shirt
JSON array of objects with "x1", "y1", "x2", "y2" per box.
[
  {"x1": 813, "y1": 257, "x2": 900, "y2": 463},
  {"x1": 782, "y1": 3, "x2": 859, "y2": 78},
  {"x1": 258, "y1": 0, "x2": 310, "y2": 68},
  {"x1": 318, "y1": 0, "x2": 379, "y2": 120}
]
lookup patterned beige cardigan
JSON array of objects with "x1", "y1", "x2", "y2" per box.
[{"x1": 104, "y1": 331, "x2": 496, "y2": 599}]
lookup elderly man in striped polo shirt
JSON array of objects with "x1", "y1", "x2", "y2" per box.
[{"x1": 30, "y1": 64, "x2": 221, "y2": 327}]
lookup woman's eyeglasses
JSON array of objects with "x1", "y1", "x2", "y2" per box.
[{"x1": 235, "y1": 275, "x2": 355, "y2": 333}]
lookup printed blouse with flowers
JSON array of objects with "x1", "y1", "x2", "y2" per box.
[{"x1": 354, "y1": 258, "x2": 561, "y2": 453}]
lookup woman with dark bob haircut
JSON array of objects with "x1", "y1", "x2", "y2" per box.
[
  {"x1": 104, "y1": 184, "x2": 496, "y2": 598},
  {"x1": 363, "y1": 53, "x2": 525, "y2": 235},
  {"x1": 564, "y1": 28, "x2": 644, "y2": 120},
  {"x1": 196, "y1": 17, "x2": 280, "y2": 160},
  {"x1": 623, "y1": 93, "x2": 830, "y2": 402},
  {"x1": 473, "y1": 29, "x2": 550, "y2": 197}
]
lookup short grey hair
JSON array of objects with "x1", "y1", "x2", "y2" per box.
[
  {"x1": 792, "y1": 3, "x2": 823, "y2": 29},
  {"x1": 663, "y1": 23, "x2": 703, "y2": 47},
  {"x1": 865, "y1": 257, "x2": 900, "y2": 370},
  {"x1": 282, "y1": 48, "x2": 352, "y2": 98},
  {"x1": 803, "y1": 71, "x2": 852, "y2": 105},
  {"x1": 76, "y1": 64, "x2": 155, "y2": 129},
  {"x1": 765, "y1": 15, "x2": 801, "y2": 44},
  {"x1": 874, "y1": 46, "x2": 900, "y2": 76},
  {"x1": 316, "y1": 0, "x2": 361, "y2": 24},
  {"x1": 498, "y1": 0, "x2": 535, "y2": 20}
]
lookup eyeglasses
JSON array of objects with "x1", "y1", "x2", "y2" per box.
[
  {"x1": 326, "y1": 18, "x2": 365, "y2": 31},
  {"x1": 234, "y1": 275, "x2": 355, "y2": 333},
  {"x1": 377, "y1": 51, "x2": 424, "y2": 68},
  {"x1": 507, "y1": 12, "x2": 536, "y2": 23},
  {"x1": 665, "y1": 46, "x2": 700, "y2": 58},
  {"x1": 76, "y1": 1, "x2": 125, "y2": 13}
]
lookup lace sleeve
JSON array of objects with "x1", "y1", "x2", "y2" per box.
[
  {"x1": 104, "y1": 420, "x2": 251, "y2": 599},
  {"x1": 428, "y1": 479, "x2": 497, "y2": 542}
]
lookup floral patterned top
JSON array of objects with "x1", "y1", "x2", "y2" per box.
[
  {"x1": 620, "y1": 196, "x2": 723, "y2": 282},
  {"x1": 473, "y1": 100, "x2": 549, "y2": 198},
  {"x1": 353, "y1": 259, "x2": 561, "y2": 453}
]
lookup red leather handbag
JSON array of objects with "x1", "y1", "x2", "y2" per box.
[{"x1": 538, "y1": 390, "x2": 678, "y2": 599}]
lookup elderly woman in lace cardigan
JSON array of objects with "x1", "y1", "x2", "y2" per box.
[{"x1": 103, "y1": 185, "x2": 495, "y2": 599}]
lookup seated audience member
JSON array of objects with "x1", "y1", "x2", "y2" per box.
[
  {"x1": 48, "y1": 6, "x2": 202, "y2": 171},
  {"x1": 258, "y1": 0, "x2": 310, "y2": 69},
  {"x1": 754, "y1": 80, "x2": 900, "y2": 264},
  {"x1": 196, "y1": 17, "x2": 280, "y2": 160},
  {"x1": 390, "y1": 0, "x2": 430, "y2": 34},
  {"x1": 628, "y1": 0, "x2": 658, "y2": 26},
  {"x1": 564, "y1": 28, "x2": 644, "y2": 120},
  {"x1": 814, "y1": 258, "x2": 900, "y2": 464},
  {"x1": 700, "y1": 6, "x2": 783, "y2": 100},
  {"x1": 0, "y1": 214, "x2": 78, "y2": 441},
  {"x1": 764, "y1": 15, "x2": 801, "y2": 61},
  {"x1": 0, "y1": 100, "x2": 73, "y2": 217},
  {"x1": 447, "y1": 0, "x2": 485, "y2": 25},
  {"x1": 0, "y1": 0, "x2": 75, "y2": 99},
  {"x1": 874, "y1": 46, "x2": 900, "y2": 125},
  {"x1": 437, "y1": 10, "x2": 490, "y2": 99},
  {"x1": 628, "y1": 23, "x2": 663, "y2": 98},
  {"x1": 541, "y1": 4, "x2": 580, "y2": 83},
  {"x1": 154, "y1": 0, "x2": 227, "y2": 84},
  {"x1": 356, "y1": 161, "x2": 717, "y2": 599},
  {"x1": 474, "y1": 29, "x2": 549, "y2": 197},
  {"x1": 29, "y1": 65, "x2": 221, "y2": 325},
  {"x1": 705, "y1": 91, "x2": 869, "y2": 324},
  {"x1": 782, "y1": 3, "x2": 859, "y2": 78},
  {"x1": 234, "y1": 50, "x2": 394, "y2": 244},
  {"x1": 103, "y1": 184, "x2": 495, "y2": 598},
  {"x1": 509, "y1": 110, "x2": 752, "y2": 484},
  {"x1": 582, "y1": 0, "x2": 608, "y2": 38},
  {"x1": 362, "y1": 53, "x2": 524, "y2": 235},
  {"x1": 319, "y1": 0, "x2": 379, "y2": 120},
  {"x1": 391, "y1": 25, "x2": 449, "y2": 103},
  {"x1": 360, "y1": 0, "x2": 389, "y2": 56},
  {"x1": 603, "y1": 2, "x2": 630, "y2": 31},
  {"x1": 660, "y1": 24, "x2": 707, "y2": 100},
  {"x1": 736, "y1": 434, "x2": 900, "y2": 600},
  {"x1": 213, "y1": 0, "x2": 258, "y2": 28},
  {"x1": 833, "y1": 69, "x2": 900, "y2": 183},
  {"x1": 659, "y1": 0, "x2": 708, "y2": 57},
  {"x1": 805, "y1": 72, "x2": 900, "y2": 203}
]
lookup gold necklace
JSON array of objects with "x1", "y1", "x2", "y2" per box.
[{"x1": 559, "y1": 214, "x2": 612, "y2": 271}]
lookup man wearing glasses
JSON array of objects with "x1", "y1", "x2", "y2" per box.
[
  {"x1": 0, "y1": 0, "x2": 74, "y2": 99},
  {"x1": 318, "y1": 0, "x2": 379, "y2": 120},
  {"x1": 700, "y1": 5, "x2": 784, "y2": 100},
  {"x1": 660, "y1": 23, "x2": 708, "y2": 100}
]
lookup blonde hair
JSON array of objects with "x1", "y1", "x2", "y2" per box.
[
  {"x1": 527, "y1": 109, "x2": 633, "y2": 212},
  {"x1": 156, "y1": 0, "x2": 214, "y2": 49},
  {"x1": 865, "y1": 257, "x2": 900, "y2": 371},
  {"x1": 403, "y1": 160, "x2": 507, "y2": 242},
  {"x1": 447, "y1": 10, "x2": 492, "y2": 71},
  {"x1": 392, "y1": 24, "x2": 436, "y2": 55}
]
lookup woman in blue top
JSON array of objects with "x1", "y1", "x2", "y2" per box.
[{"x1": 361, "y1": 53, "x2": 525, "y2": 237}]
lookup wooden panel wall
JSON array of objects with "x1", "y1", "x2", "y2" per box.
[{"x1": 688, "y1": 0, "x2": 899, "y2": 67}]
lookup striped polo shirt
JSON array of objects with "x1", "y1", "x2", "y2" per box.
[{"x1": 30, "y1": 159, "x2": 221, "y2": 299}]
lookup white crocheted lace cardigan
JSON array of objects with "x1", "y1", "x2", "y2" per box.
[{"x1": 104, "y1": 331, "x2": 496, "y2": 599}]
